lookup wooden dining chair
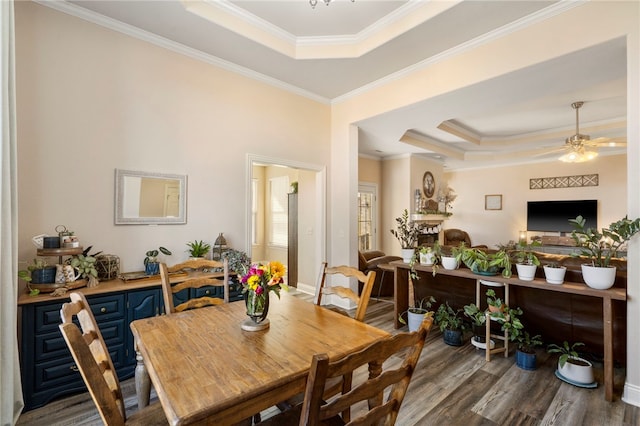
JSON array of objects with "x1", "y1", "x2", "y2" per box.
[
  {"x1": 59, "y1": 292, "x2": 167, "y2": 426},
  {"x1": 160, "y1": 258, "x2": 229, "y2": 314},
  {"x1": 258, "y1": 315, "x2": 433, "y2": 426},
  {"x1": 316, "y1": 262, "x2": 376, "y2": 322}
]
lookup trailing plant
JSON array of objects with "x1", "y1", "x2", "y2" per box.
[
  {"x1": 17, "y1": 259, "x2": 48, "y2": 296},
  {"x1": 222, "y1": 249, "x2": 252, "y2": 276},
  {"x1": 399, "y1": 296, "x2": 436, "y2": 325},
  {"x1": 186, "y1": 240, "x2": 211, "y2": 258},
  {"x1": 458, "y1": 247, "x2": 512, "y2": 278},
  {"x1": 435, "y1": 302, "x2": 466, "y2": 332},
  {"x1": 513, "y1": 240, "x2": 541, "y2": 265},
  {"x1": 69, "y1": 254, "x2": 99, "y2": 285},
  {"x1": 569, "y1": 215, "x2": 640, "y2": 267},
  {"x1": 490, "y1": 306, "x2": 540, "y2": 353},
  {"x1": 547, "y1": 341, "x2": 585, "y2": 368},
  {"x1": 390, "y1": 209, "x2": 421, "y2": 249}
]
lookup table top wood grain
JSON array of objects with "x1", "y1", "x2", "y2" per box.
[{"x1": 130, "y1": 292, "x2": 389, "y2": 425}]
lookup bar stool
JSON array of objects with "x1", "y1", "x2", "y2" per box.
[{"x1": 375, "y1": 263, "x2": 395, "y2": 301}]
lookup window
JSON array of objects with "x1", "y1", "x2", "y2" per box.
[
  {"x1": 358, "y1": 184, "x2": 377, "y2": 251},
  {"x1": 269, "y1": 176, "x2": 289, "y2": 247}
]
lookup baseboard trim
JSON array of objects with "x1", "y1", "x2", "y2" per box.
[
  {"x1": 295, "y1": 282, "x2": 316, "y2": 296},
  {"x1": 623, "y1": 381, "x2": 640, "y2": 407}
]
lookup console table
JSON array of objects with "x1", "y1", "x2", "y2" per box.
[
  {"x1": 391, "y1": 260, "x2": 625, "y2": 402},
  {"x1": 17, "y1": 271, "x2": 242, "y2": 411}
]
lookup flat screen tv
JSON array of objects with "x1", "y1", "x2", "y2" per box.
[{"x1": 527, "y1": 200, "x2": 597, "y2": 233}]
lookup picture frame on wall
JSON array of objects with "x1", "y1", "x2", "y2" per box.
[{"x1": 485, "y1": 194, "x2": 502, "y2": 210}]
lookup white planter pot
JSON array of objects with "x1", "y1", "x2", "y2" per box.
[
  {"x1": 544, "y1": 265, "x2": 567, "y2": 285},
  {"x1": 557, "y1": 356, "x2": 594, "y2": 385},
  {"x1": 407, "y1": 309, "x2": 428, "y2": 332},
  {"x1": 516, "y1": 263, "x2": 537, "y2": 281},
  {"x1": 419, "y1": 252, "x2": 435, "y2": 266},
  {"x1": 581, "y1": 264, "x2": 616, "y2": 290},
  {"x1": 441, "y1": 256, "x2": 459, "y2": 270},
  {"x1": 401, "y1": 248, "x2": 415, "y2": 263}
]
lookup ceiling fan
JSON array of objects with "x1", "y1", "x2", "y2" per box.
[{"x1": 556, "y1": 101, "x2": 626, "y2": 163}]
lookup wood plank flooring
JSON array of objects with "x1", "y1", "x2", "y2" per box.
[{"x1": 17, "y1": 291, "x2": 640, "y2": 425}]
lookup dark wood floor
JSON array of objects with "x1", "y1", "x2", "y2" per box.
[{"x1": 17, "y1": 291, "x2": 640, "y2": 425}]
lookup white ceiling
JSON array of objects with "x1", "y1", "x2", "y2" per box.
[{"x1": 53, "y1": 0, "x2": 627, "y2": 170}]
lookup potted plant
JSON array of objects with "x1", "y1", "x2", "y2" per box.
[
  {"x1": 144, "y1": 246, "x2": 172, "y2": 275},
  {"x1": 399, "y1": 296, "x2": 436, "y2": 332},
  {"x1": 463, "y1": 302, "x2": 487, "y2": 344},
  {"x1": 435, "y1": 301, "x2": 467, "y2": 346},
  {"x1": 69, "y1": 254, "x2": 99, "y2": 287},
  {"x1": 186, "y1": 240, "x2": 211, "y2": 259},
  {"x1": 543, "y1": 262, "x2": 567, "y2": 285},
  {"x1": 458, "y1": 247, "x2": 512, "y2": 278},
  {"x1": 513, "y1": 241, "x2": 541, "y2": 281},
  {"x1": 390, "y1": 209, "x2": 421, "y2": 263},
  {"x1": 569, "y1": 215, "x2": 640, "y2": 289},
  {"x1": 441, "y1": 243, "x2": 464, "y2": 270},
  {"x1": 547, "y1": 341, "x2": 595, "y2": 386},
  {"x1": 492, "y1": 306, "x2": 542, "y2": 370},
  {"x1": 418, "y1": 243, "x2": 439, "y2": 266},
  {"x1": 17, "y1": 259, "x2": 51, "y2": 296},
  {"x1": 485, "y1": 288, "x2": 505, "y2": 313}
]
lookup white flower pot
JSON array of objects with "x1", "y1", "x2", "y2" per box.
[
  {"x1": 407, "y1": 309, "x2": 428, "y2": 332},
  {"x1": 516, "y1": 263, "x2": 537, "y2": 281},
  {"x1": 401, "y1": 248, "x2": 414, "y2": 263},
  {"x1": 419, "y1": 252, "x2": 435, "y2": 265},
  {"x1": 544, "y1": 265, "x2": 567, "y2": 285},
  {"x1": 557, "y1": 356, "x2": 594, "y2": 385},
  {"x1": 581, "y1": 264, "x2": 616, "y2": 290},
  {"x1": 441, "y1": 256, "x2": 458, "y2": 270}
]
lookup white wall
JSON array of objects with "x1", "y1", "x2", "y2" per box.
[
  {"x1": 444, "y1": 155, "x2": 627, "y2": 248},
  {"x1": 15, "y1": 2, "x2": 329, "y2": 278}
]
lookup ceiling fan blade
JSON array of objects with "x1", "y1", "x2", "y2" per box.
[{"x1": 586, "y1": 136, "x2": 626, "y2": 148}]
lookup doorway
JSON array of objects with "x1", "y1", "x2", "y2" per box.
[
  {"x1": 358, "y1": 183, "x2": 378, "y2": 251},
  {"x1": 247, "y1": 154, "x2": 326, "y2": 294}
]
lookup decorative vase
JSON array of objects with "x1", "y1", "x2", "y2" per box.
[
  {"x1": 557, "y1": 356, "x2": 595, "y2": 386},
  {"x1": 145, "y1": 262, "x2": 159, "y2": 276},
  {"x1": 543, "y1": 265, "x2": 567, "y2": 284},
  {"x1": 31, "y1": 266, "x2": 57, "y2": 284},
  {"x1": 401, "y1": 248, "x2": 414, "y2": 263},
  {"x1": 241, "y1": 286, "x2": 270, "y2": 331},
  {"x1": 581, "y1": 264, "x2": 616, "y2": 290},
  {"x1": 516, "y1": 263, "x2": 537, "y2": 281}
]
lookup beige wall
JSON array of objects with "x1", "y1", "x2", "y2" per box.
[
  {"x1": 357, "y1": 156, "x2": 381, "y2": 184},
  {"x1": 15, "y1": 2, "x2": 329, "y2": 276},
  {"x1": 444, "y1": 155, "x2": 627, "y2": 248}
]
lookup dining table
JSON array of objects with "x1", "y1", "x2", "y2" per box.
[{"x1": 130, "y1": 292, "x2": 389, "y2": 425}]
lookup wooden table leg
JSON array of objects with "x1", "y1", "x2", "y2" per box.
[
  {"x1": 135, "y1": 348, "x2": 151, "y2": 408},
  {"x1": 603, "y1": 297, "x2": 614, "y2": 402},
  {"x1": 394, "y1": 266, "x2": 409, "y2": 329}
]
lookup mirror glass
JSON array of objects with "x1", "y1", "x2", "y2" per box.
[{"x1": 115, "y1": 169, "x2": 187, "y2": 224}]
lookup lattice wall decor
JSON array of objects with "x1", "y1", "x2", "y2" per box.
[{"x1": 529, "y1": 174, "x2": 598, "y2": 190}]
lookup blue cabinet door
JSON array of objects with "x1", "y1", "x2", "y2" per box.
[{"x1": 124, "y1": 288, "x2": 162, "y2": 376}]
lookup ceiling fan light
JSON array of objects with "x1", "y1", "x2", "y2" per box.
[{"x1": 558, "y1": 149, "x2": 598, "y2": 163}]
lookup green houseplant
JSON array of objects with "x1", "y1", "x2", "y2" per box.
[
  {"x1": 547, "y1": 341, "x2": 594, "y2": 385},
  {"x1": 513, "y1": 240, "x2": 541, "y2": 281},
  {"x1": 463, "y1": 302, "x2": 486, "y2": 343},
  {"x1": 17, "y1": 259, "x2": 51, "y2": 296},
  {"x1": 186, "y1": 240, "x2": 211, "y2": 258},
  {"x1": 458, "y1": 247, "x2": 512, "y2": 278},
  {"x1": 399, "y1": 296, "x2": 436, "y2": 332},
  {"x1": 569, "y1": 215, "x2": 640, "y2": 289},
  {"x1": 485, "y1": 288, "x2": 505, "y2": 313},
  {"x1": 435, "y1": 301, "x2": 466, "y2": 346},
  {"x1": 390, "y1": 209, "x2": 420, "y2": 262},
  {"x1": 144, "y1": 246, "x2": 172, "y2": 275},
  {"x1": 69, "y1": 254, "x2": 99, "y2": 287}
]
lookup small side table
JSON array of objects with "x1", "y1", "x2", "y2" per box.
[{"x1": 476, "y1": 279, "x2": 509, "y2": 360}]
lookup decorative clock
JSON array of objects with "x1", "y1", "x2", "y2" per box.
[{"x1": 423, "y1": 171, "x2": 435, "y2": 198}]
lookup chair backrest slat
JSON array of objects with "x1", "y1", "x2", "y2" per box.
[
  {"x1": 298, "y1": 316, "x2": 433, "y2": 426},
  {"x1": 161, "y1": 259, "x2": 229, "y2": 314},
  {"x1": 316, "y1": 263, "x2": 376, "y2": 322}
]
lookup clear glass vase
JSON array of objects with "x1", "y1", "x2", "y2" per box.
[{"x1": 246, "y1": 288, "x2": 269, "y2": 323}]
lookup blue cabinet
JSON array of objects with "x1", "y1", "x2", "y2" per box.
[{"x1": 20, "y1": 288, "x2": 162, "y2": 411}]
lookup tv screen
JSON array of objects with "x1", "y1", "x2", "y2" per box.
[{"x1": 527, "y1": 200, "x2": 597, "y2": 233}]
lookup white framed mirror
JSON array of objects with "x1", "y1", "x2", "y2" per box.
[{"x1": 115, "y1": 169, "x2": 187, "y2": 225}]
